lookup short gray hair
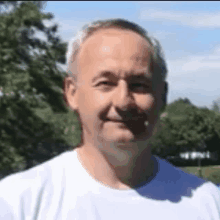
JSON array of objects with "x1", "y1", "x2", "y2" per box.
[{"x1": 66, "y1": 18, "x2": 168, "y2": 83}]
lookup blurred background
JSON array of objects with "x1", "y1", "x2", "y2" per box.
[{"x1": 1, "y1": 1, "x2": 220, "y2": 185}]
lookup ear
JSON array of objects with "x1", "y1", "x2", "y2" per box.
[
  {"x1": 162, "y1": 81, "x2": 168, "y2": 107},
  {"x1": 63, "y1": 76, "x2": 78, "y2": 111},
  {"x1": 158, "y1": 81, "x2": 168, "y2": 114}
]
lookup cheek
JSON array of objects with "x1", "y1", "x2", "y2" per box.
[
  {"x1": 136, "y1": 94, "x2": 156, "y2": 111},
  {"x1": 77, "y1": 88, "x2": 110, "y2": 119},
  {"x1": 90, "y1": 90, "x2": 111, "y2": 109},
  {"x1": 136, "y1": 94, "x2": 159, "y2": 125}
]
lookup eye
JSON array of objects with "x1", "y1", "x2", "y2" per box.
[{"x1": 97, "y1": 81, "x2": 115, "y2": 86}]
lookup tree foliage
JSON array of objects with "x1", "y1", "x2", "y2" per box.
[
  {"x1": 0, "y1": 1, "x2": 80, "y2": 177},
  {"x1": 150, "y1": 98, "x2": 220, "y2": 160},
  {"x1": 211, "y1": 97, "x2": 220, "y2": 115}
]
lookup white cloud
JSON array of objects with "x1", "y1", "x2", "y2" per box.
[
  {"x1": 166, "y1": 45, "x2": 220, "y2": 107},
  {"x1": 139, "y1": 9, "x2": 220, "y2": 28},
  {"x1": 168, "y1": 46, "x2": 220, "y2": 76}
]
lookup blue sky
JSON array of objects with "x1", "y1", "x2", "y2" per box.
[{"x1": 26, "y1": 2, "x2": 220, "y2": 109}]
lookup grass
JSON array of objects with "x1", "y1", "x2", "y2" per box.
[{"x1": 180, "y1": 166, "x2": 220, "y2": 185}]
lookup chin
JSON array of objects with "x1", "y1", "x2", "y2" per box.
[
  {"x1": 103, "y1": 134, "x2": 137, "y2": 144},
  {"x1": 98, "y1": 129, "x2": 149, "y2": 144}
]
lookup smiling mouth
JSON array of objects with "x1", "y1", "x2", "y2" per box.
[
  {"x1": 106, "y1": 119, "x2": 143, "y2": 128},
  {"x1": 106, "y1": 119, "x2": 129, "y2": 123},
  {"x1": 106, "y1": 118, "x2": 142, "y2": 123},
  {"x1": 106, "y1": 117, "x2": 148, "y2": 126},
  {"x1": 106, "y1": 119, "x2": 148, "y2": 137}
]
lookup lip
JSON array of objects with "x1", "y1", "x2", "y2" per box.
[
  {"x1": 107, "y1": 120, "x2": 125, "y2": 124},
  {"x1": 107, "y1": 120, "x2": 128, "y2": 129},
  {"x1": 106, "y1": 120, "x2": 142, "y2": 128},
  {"x1": 106, "y1": 119, "x2": 147, "y2": 135},
  {"x1": 106, "y1": 119, "x2": 126, "y2": 122},
  {"x1": 106, "y1": 118, "x2": 140, "y2": 123}
]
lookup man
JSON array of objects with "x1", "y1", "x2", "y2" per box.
[{"x1": 0, "y1": 18, "x2": 220, "y2": 220}]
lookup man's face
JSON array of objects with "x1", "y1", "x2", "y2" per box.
[{"x1": 66, "y1": 28, "x2": 166, "y2": 147}]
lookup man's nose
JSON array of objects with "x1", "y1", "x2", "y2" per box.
[{"x1": 113, "y1": 80, "x2": 135, "y2": 112}]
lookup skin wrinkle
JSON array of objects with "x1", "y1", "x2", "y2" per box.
[
  {"x1": 68, "y1": 28, "x2": 158, "y2": 88},
  {"x1": 65, "y1": 28, "x2": 166, "y2": 189}
]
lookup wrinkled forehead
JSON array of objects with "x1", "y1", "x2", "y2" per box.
[{"x1": 78, "y1": 28, "x2": 152, "y2": 64}]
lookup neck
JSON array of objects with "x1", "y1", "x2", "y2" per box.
[{"x1": 76, "y1": 140, "x2": 155, "y2": 189}]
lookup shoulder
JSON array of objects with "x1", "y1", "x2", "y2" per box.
[
  {"x1": 0, "y1": 150, "x2": 74, "y2": 192},
  {"x1": 152, "y1": 156, "x2": 220, "y2": 218},
  {"x1": 0, "y1": 150, "x2": 75, "y2": 217},
  {"x1": 154, "y1": 156, "x2": 205, "y2": 183},
  {"x1": 153, "y1": 156, "x2": 216, "y2": 198}
]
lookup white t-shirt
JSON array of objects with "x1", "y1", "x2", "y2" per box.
[{"x1": 0, "y1": 149, "x2": 220, "y2": 220}]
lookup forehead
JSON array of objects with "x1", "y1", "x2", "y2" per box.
[{"x1": 78, "y1": 28, "x2": 152, "y2": 65}]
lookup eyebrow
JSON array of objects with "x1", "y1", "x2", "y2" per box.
[{"x1": 92, "y1": 71, "x2": 152, "y2": 83}]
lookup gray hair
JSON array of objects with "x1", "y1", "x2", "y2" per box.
[{"x1": 66, "y1": 18, "x2": 168, "y2": 84}]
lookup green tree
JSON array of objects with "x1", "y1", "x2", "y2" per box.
[
  {"x1": 0, "y1": 1, "x2": 80, "y2": 177},
  {"x1": 211, "y1": 98, "x2": 220, "y2": 115},
  {"x1": 204, "y1": 112, "x2": 220, "y2": 159},
  {"x1": 174, "y1": 107, "x2": 215, "y2": 150},
  {"x1": 165, "y1": 97, "x2": 194, "y2": 119},
  {"x1": 150, "y1": 99, "x2": 218, "y2": 162},
  {"x1": 150, "y1": 98, "x2": 193, "y2": 158}
]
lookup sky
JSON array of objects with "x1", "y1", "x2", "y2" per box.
[
  {"x1": 43, "y1": 1, "x2": 220, "y2": 109},
  {"x1": 3, "y1": 1, "x2": 220, "y2": 110}
]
